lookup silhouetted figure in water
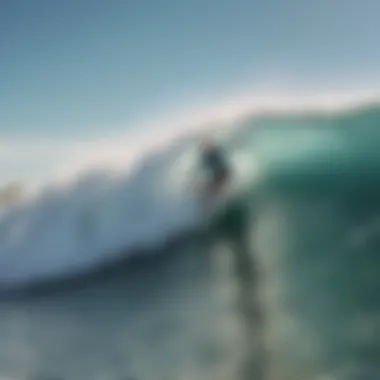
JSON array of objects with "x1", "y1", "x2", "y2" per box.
[{"x1": 199, "y1": 134, "x2": 267, "y2": 379}]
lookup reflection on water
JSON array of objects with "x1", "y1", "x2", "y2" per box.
[{"x1": 254, "y1": 194, "x2": 380, "y2": 380}]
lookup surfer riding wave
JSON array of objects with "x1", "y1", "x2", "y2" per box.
[{"x1": 199, "y1": 137, "x2": 231, "y2": 200}]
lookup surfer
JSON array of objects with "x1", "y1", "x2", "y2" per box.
[{"x1": 199, "y1": 137, "x2": 231, "y2": 200}]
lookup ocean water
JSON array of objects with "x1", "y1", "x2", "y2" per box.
[{"x1": 0, "y1": 102, "x2": 380, "y2": 379}]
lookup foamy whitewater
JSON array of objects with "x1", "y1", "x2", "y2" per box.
[
  {"x1": 0, "y1": 124, "x2": 257, "y2": 287},
  {"x1": 0, "y1": 92, "x2": 378, "y2": 289}
]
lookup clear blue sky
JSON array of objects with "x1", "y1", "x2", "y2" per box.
[
  {"x1": 1, "y1": 0, "x2": 380, "y2": 139},
  {"x1": 0, "y1": 0, "x2": 379, "y2": 185}
]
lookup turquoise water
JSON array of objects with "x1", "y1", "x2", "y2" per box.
[
  {"x1": 209, "y1": 103, "x2": 380, "y2": 379},
  {"x1": 231, "y1": 104, "x2": 380, "y2": 379}
]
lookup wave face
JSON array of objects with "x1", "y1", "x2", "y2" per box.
[
  {"x1": 244, "y1": 105, "x2": 380, "y2": 379},
  {"x1": 0, "y1": 102, "x2": 379, "y2": 289}
]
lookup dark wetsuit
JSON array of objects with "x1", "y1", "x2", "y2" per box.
[{"x1": 201, "y1": 146, "x2": 230, "y2": 185}]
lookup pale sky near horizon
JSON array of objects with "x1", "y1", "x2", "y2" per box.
[{"x1": 1, "y1": 0, "x2": 380, "y2": 185}]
